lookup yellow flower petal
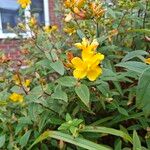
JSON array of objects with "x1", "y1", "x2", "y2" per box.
[
  {"x1": 71, "y1": 57, "x2": 86, "y2": 69},
  {"x1": 81, "y1": 50, "x2": 94, "y2": 61},
  {"x1": 17, "y1": 0, "x2": 31, "y2": 9},
  {"x1": 73, "y1": 69, "x2": 87, "y2": 79},
  {"x1": 87, "y1": 66, "x2": 102, "y2": 81},
  {"x1": 13, "y1": 75, "x2": 21, "y2": 85},
  {"x1": 74, "y1": 38, "x2": 89, "y2": 50},
  {"x1": 145, "y1": 58, "x2": 150, "y2": 64},
  {"x1": 74, "y1": 43, "x2": 83, "y2": 49},
  {"x1": 89, "y1": 39, "x2": 99, "y2": 50},
  {"x1": 23, "y1": 79, "x2": 31, "y2": 87},
  {"x1": 71, "y1": 57, "x2": 88, "y2": 79},
  {"x1": 82, "y1": 38, "x2": 89, "y2": 47},
  {"x1": 90, "y1": 53, "x2": 104, "y2": 66},
  {"x1": 65, "y1": 13, "x2": 73, "y2": 22}
]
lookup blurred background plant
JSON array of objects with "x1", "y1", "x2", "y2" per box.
[{"x1": 0, "y1": 0, "x2": 150, "y2": 149}]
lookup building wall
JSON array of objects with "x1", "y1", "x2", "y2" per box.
[{"x1": 0, "y1": 0, "x2": 61, "y2": 55}]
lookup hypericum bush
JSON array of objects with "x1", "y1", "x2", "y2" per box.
[{"x1": 0, "y1": 0, "x2": 150, "y2": 149}]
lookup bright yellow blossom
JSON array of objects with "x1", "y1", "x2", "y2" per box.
[
  {"x1": 90, "y1": 2, "x2": 105, "y2": 19},
  {"x1": 43, "y1": 25, "x2": 58, "y2": 33},
  {"x1": 75, "y1": 38, "x2": 99, "y2": 60},
  {"x1": 29, "y1": 17, "x2": 37, "y2": 27},
  {"x1": 17, "y1": 22, "x2": 26, "y2": 30},
  {"x1": 71, "y1": 53, "x2": 104, "y2": 81},
  {"x1": 75, "y1": 38, "x2": 99, "y2": 52},
  {"x1": 9, "y1": 93, "x2": 24, "y2": 103},
  {"x1": 13, "y1": 75, "x2": 31, "y2": 88},
  {"x1": 17, "y1": 0, "x2": 31, "y2": 9},
  {"x1": 23, "y1": 79, "x2": 31, "y2": 87},
  {"x1": 71, "y1": 38, "x2": 104, "y2": 81},
  {"x1": 145, "y1": 58, "x2": 150, "y2": 64},
  {"x1": 65, "y1": 0, "x2": 86, "y2": 9},
  {"x1": 13, "y1": 75, "x2": 21, "y2": 85},
  {"x1": 64, "y1": 27, "x2": 76, "y2": 35}
]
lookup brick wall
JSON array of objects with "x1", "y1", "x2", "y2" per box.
[
  {"x1": 0, "y1": 40, "x2": 20, "y2": 56},
  {"x1": 49, "y1": 0, "x2": 63, "y2": 29},
  {"x1": 0, "y1": 0, "x2": 61, "y2": 55}
]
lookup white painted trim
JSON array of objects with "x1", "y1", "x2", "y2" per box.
[
  {"x1": 24, "y1": 5, "x2": 32, "y2": 37},
  {"x1": 0, "y1": 13, "x2": 2, "y2": 34},
  {"x1": 44, "y1": 0, "x2": 50, "y2": 25},
  {"x1": 0, "y1": 33, "x2": 18, "y2": 39},
  {"x1": 0, "y1": 33, "x2": 31, "y2": 39}
]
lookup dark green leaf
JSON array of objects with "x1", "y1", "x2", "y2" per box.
[
  {"x1": 20, "y1": 130, "x2": 32, "y2": 147},
  {"x1": 0, "y1": 135, "x2": 5, "y2": 148},
  {"x1": 57, "y1": 76, "x2": 77, "y2": 87},
  {"x1": 136, "y1": 67, "x2": 150, "y2": 116},
  {"x1": 75, "y1": 84, "x2": 90, "y2": 108},
  {"x1": 50, "y1": 60, "x2": 64, "y2": 75},
  {"x1": 133, "y1": 130, "x2": 142, "y2": 150}
]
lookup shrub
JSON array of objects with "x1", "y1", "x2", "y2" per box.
[{"x1": 0, "y1": 0, "x2": 150, "y2": 149}]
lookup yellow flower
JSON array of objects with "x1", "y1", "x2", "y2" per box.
[
  {"x1": 43, "y1": 25, "x2": 58, "y2": 33},
  {"x1": 23, "y1": 79, "x2": 31, "y2": 87},
  {"x1": 13, "y1": 75, "x2": 31, "y2": 88},
  {"x1": 13, "y1": 75, "x2": 21, "y2": 85},
  {"x1": 75, "y1": 38, "x2": 99, "y2": 52},
  {"x1": 9, "y1": 93, "x2": 24, "y2": 103},
  {"x1": 145, "y1": 58, "x2": 150, "y2": 64},
  {"x1": 71, "y1": 38, "x2": 104, "y2": 81},
  {"x1": 71, "y1": 53, "x2": 104, "y2": 81},
  {"x1": 75, "y1": 38, "x2": 100, "y2": 61},
  {"x1": 65, "y1": 0, "x2": 86, "y2": 9},
  {"x1": 64, "y1": 27, "x2": 76, "y2": 35},
  {"x1": 17, "y1": 0, "x2": 31, "y2": 9},
  {"x1": 17, "y1": 23, "x2": 26, "y2": 30},
  {"x1": 90, "y1": 2, "x2": 105, "y2": 19},
  {"x1": 29, "y1": 17, "x2": 37, "y2": 27}
]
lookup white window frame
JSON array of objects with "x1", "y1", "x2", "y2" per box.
[{"x1": 0, "y1": 0, "x2": 50, "y2": 39}]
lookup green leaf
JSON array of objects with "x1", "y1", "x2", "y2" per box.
[
  {"x1": 18, "y1": 117, "x2": 33, "y2": 125},
  {"x1": 29, "y1": 131, "x2": 112, "y2": 150},
  {"x1": 136, "y1": 67, "x2": 150, "y2": 116},
  {"x1": 19, "y1": 130, "x2": 32, "y2": 147},
  {"x1": 107, "y1": 8, "x2": 116, "y2": 18},
  {"x1": 75, "y1": 84, "x2": 90, "y2": 108},
  {"x1": 36, "y1": 59, "x2": 51, "y2": 69},
  {"x1": 57, "y1": 76, "x2": 77, "y2": 87},
  {"x1": 0, "y1": 135, "x2": 5, "y2": 148},
  {"x1": 118, "y1": 107, "x2": 129, "y2": 116},
  {"x1": 97, "y1": 81, "x2": 110, "y2": 96},
  {"x1": 133, "y1": 130, "x2": 142, "y2": 150},
  {"x1": 76, "y1": 30, "x2": 85, "y2": 39},
  {"x1": 122, "y1": 50, "x2": 148, "y2": 62},
  {"x1": 97, "y1": 35, "x2": 108, "y2": 43},
  {"x1": 127, "y1": 29, "x2": 150, "y2": 35},
  {"x1": 51, "y1": 85, "x2": 68, "y2": 102},
  {"x1": 50, "y1": 60, "x2": 64, "y2": 75},
  {"x1": 114, "y1": 139, "x2": 122, "y2": 150},
  {"x1": 28, "y1": 103, "x2": 44, "y2": 121},
  {"x1": 116, "y1": 61, "x2": 148, "y2": 74},
  {"x1": 81, "y1": 126, "x2": 132, "y2": 143}
]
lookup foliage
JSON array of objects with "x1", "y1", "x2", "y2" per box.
[{"x1": 0, "y1": 0, "x2": 150, "y2": 149}]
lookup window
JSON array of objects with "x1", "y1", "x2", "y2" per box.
[{"x1": 0, "y1": 0, "x2": 50, "y2": 38}]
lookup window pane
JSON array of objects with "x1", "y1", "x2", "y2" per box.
[
  {"x1": 0, "y1": 0, "x2": 21, "y2": 33},
  {"x1": 31, "y1": 0, "x2": 44, "y2": 25}
]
